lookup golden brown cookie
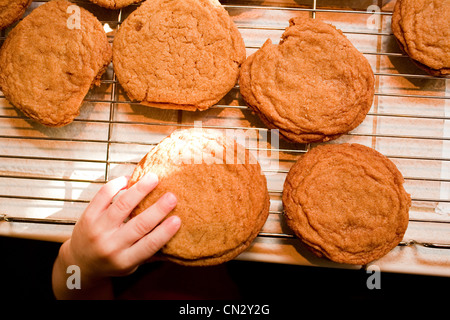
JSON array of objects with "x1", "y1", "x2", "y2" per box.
[
  {"x1": 282, "y1": 143, "x2": 410, "y2": 265},
  {"x1": 392, "y1": 0, "x2": 450, "y2": 77},
  {"x1": 112, "y1": 0, "x2": 246, "y2": 111},
  {"x1": 86, "y1": 0, "x2": 141, "y2": 10},
  {"x1": 0, "y1": 0, "x2": 32, "y2": 30},
  {"x1": 239, "y1": 17, "x2": 374, "y2": 144},
  {"x1": 0, "y1": 0, "x2": 112, "y2": 127},
  {"x1": 128, "y1": 128, "x2": 270, "y2": 266}
]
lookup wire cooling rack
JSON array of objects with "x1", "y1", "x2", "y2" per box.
[{"x1": 0, "y1": 0, "x2": 449, "y2": 276}]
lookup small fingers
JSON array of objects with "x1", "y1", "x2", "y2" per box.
[
  {"x1": 103, "y1": 172, "x2": 159, "y2": 227},
  {"x1": 83, "y1": 176, "x2": 129, "y2": 220},
  {"x1": 118, "y1": 192, "x2": 178, "y2": 246},
  {"x1": 95, "y1": 192, "x2": 179, "y2": 276},
  {"x1": 124, "y1": 215, "x2": 181, "y2": 266}
]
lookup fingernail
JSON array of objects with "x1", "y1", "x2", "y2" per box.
[
  {"x1": 143, "y1": 172, "x2": 158, "y2": 185},
  {"x1": 164, "y1": 192, "x2": 177, "y2": 207},
  {"x1": 169, "y1": 215, "x2": 181, "y2": 228}
]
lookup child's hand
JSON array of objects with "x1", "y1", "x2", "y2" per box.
[{"x1": 52, "y1": 173, "x2": 180, "y2": 299}]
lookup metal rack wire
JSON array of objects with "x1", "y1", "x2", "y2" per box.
[{"x1": 0, "y1": 0, "x2": 449, "y2": 274}]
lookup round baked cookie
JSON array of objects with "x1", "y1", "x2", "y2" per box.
[
  {"x1": 239, "y1": 17, "x2": 374, "y2": 144},
  {"x1": 112, "y1": 0, "x2": 246, "y2": 111},
  {"x1": 392, "y1": 0, "x2": 449, "y2": 77},
  {"x1": 282, "y1": 143, "x2": 410, "y2": 265},
  {"x1": 87, "y1": 0, "x2": 141, "y2": 10},
  {"x1": 0, "y1": 0, "x2": 112, "y2": 127},
  {"x1": 128, "y1": 128, "x2": 270, "y2": 266},
  {"x1": 0, "y1": 0, "x2": 32, "y2": 30}
]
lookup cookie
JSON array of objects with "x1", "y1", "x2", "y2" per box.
[
  {"x1": 128, "y1": 128, "x2": 270, "y2": 266},
  {"x1": 0, "y1": 0, "x2": 32, "y2": 30},
  {"x1": 112, "y1": 0, "x2": 246, "y2": 111},
  {"x1": 0, "y1": 0, "x2": 112, "y2": 127},
  {"x1": 87, "y1": 0, "x2": 141, "y2": 10},
  {"x1": 239, "y1": 17, "x2": 374, "y2": 144},
  {"x1": 282, "y1": 143, "x2": 410, "y2": 265},
  {"x1": 392, "y1": 0, "x2": 449, "y2": 77}
]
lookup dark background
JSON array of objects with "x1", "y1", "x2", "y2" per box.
[{"x1": 1, "y1": 235, "x2": 449, "y2": 302}]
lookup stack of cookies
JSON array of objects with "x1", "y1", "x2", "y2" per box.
[
  {"x1": 392, "y1": 0, "x2": 449, "y2": 77},
  {"x1": 128, "y1": 128, "x2": 270, "y2": 266}
]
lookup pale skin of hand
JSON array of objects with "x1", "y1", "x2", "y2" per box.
[{"x1": 52, "y1": 173, "x2": 181, "y2": 300}]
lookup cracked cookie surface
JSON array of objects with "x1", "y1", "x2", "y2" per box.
[
  {"x1": 282, "y1": 143, "x2": 410, "y2": 265},
  {"x1": 392, "y1": 0, "x2": 449, "y2": 77},
  {"x1": 128, "y1": 128, "x2": 270, "y2": 266},
  {"x1": 0, "y1": 0, "x2": 32, "y2": 30},
  {"x1": 112, "y1": 0, "x2": 246, "y2": 111},
  {"x1": 239, "y1": 17, "x2": 374, "y2": 144},
  {"x1": 0, "y1": 0, "x2": 112, "y2": 127}
]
